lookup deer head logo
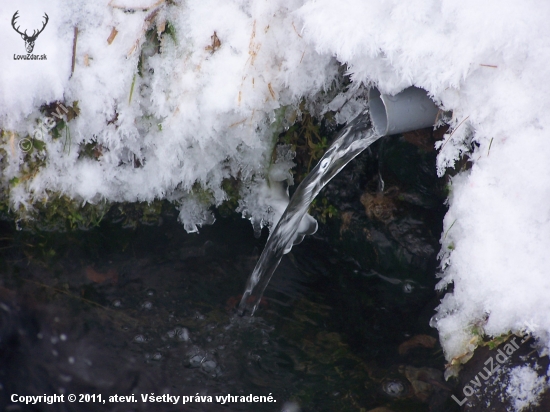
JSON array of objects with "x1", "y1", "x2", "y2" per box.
[{"x1": 11, "y1": 11, "x2": 49, "y2": 54}]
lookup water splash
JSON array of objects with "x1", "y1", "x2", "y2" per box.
[{"x1": 238, "y1": 110, "x2": 382, "y2": 316}]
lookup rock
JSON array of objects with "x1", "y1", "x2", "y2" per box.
[
  {"x1": 398, "y1": 334, "x2": 437, "y2": 355},
  {"x1": 455, "y1": 336, "x2": 550, "y2": 411}
]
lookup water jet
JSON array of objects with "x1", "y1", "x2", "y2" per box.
[{"x1": 238, "y1": 86, "x2": 440, "y2": 316}]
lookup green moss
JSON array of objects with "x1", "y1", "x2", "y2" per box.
[
  {"x1": 3, "y1": 196, "x2": 179, "y2": 232},
  {"x1": 189, "y1": 182, "x2": 215, "y2": 205},
  {"x1": 310, "y1": 197, "x2": 339, "y2": 224},
  {"x1": 30, "y1": 194, "x2": 110, "y2": 231},
  {"x1": 111, "y1": 200, "x2": 166, "y2": 228},
  {"x1": 218, "y1": 178, "x2": 241, "y2": 217},
  {"x1": 279, "y1": 100, "x2": 332, "y2": 183},
  {"x1": 482, "y1": 333, "x2": 513, "y2": 350}
]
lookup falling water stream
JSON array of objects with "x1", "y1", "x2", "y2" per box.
[{"x1": 238, "y1": 110, "x2": 381, "y2": 316}]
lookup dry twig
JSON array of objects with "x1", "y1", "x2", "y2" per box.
[
  {"x1": 107, "y1": 27, "x2": 118, "y2": 44},
  {"x1": 70, "y1": 27, "x2": 78, "y2": 77}
]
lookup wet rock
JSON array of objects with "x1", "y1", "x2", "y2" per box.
[
  {"x1": 398, "y1": 334, "x2": 438, "y2": 355},
  {"x1": 360, "y1": 189, "x2": 398, "y2": 223},
  {"x1": 401, "y1": 365, "x2": 448, "y2": 402},
  {"x1": 455, "y1": 336, "x2": 550, "y2": 411}
]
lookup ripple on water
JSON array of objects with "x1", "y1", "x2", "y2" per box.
[
  {"x1": 188, "y1": 353, "x2": 204, "y2": 368},
  {"x1": 167, "y1": 326, "x2": 190, "y2": 341},
  {"x1": 201, "y1": 359, "x2": 217, "y2": 373},
  {"x1": 382, "y1": 379, "x2": 407, "y2": 398},
  {"x1": 403, "y1": 282, "x2": 414, "y2": 293}
]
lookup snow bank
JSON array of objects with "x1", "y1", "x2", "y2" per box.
[{"x1": 2, "y1": 0, "x2": 550, "y2": 377}]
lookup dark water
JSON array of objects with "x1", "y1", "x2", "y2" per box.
[{"x1": 0, "y1": 133, "x2": 457, "y2": 412}]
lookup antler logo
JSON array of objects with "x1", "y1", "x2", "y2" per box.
[{"x1": 11, "y1": 11, "x2": 49, "y2": 54}]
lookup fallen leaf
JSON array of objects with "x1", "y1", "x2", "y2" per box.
[
  {"x1": 205, "y1": 31, "x2": 221, "y2": 53},
  {"x1": 86, "y1": 266, "x2": 118, "y2": 284},
  {"x1": 398, "y1": 334, "x2": 437, "y2": 355}
]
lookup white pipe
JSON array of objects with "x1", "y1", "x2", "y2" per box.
[{"x1": 368, "y1": 86, "x2": 439, "y2": 136}]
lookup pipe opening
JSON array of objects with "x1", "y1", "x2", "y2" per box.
[
  {"x1": 367, "y1": 87, "x2": 388, "y2": 136},
  {"x1": 367, "y1": 86, "x2": 439, "y2": 137}
]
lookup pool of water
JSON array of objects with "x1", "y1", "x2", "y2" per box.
[{"x1": 0, "y1": 134, "x2": 458, "y2": 412}]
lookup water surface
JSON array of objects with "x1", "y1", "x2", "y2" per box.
[{"x1": 0, "y1": 133, "x2": 454, "y2": 412}]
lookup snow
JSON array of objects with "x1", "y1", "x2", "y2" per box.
[
  {"x1": 2, "y1": 0, "x2": 550, "y2": 387},
  {"x1": 506, "y1": 366, "x2": 547, "y2": 411},
  {"x1": 0, "y1": 0, "x2": 339, "y2": 230}
]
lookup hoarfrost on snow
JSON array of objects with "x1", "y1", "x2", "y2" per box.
[
  {"x1": 2, "y1": 0, "x2": 550, "y2": 376},
  {"x1": 0, "y1": 0, "x2": 340, "y2": 230}
]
